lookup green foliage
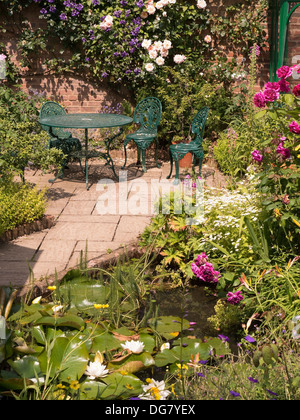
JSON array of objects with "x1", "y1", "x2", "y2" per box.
[
  {"x1": 137, "y1": 64, "x2": 236, "y2": 145},
  {"x1": 0, "y1": 0, "x2": 267, "y2": 95},
  {"x1": 0, "y1": 179, "x2": 46, "y2": 236},
  {"x1": 251, "y1": 87, "x2": 300, "y2": 254},
  {"x1": 0, "y1": 85, "x2": 64, "y2": 178}
]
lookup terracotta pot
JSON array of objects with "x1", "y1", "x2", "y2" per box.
[{"x1": 179, "y1": 152, "x2": 193, "y2": 168}]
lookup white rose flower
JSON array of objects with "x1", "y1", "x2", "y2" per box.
[
  {"x1": 163, "y1": 39, "x2": 172, "y2": 49},
  {"x1": 147, "y1": 4, "x2": 156, "y2": 14},
  {"x1": 142, "y1": 39, "x2": 152, "y2": 49},
  {"x1": 153, "y1": 40, "x2": 163, "y2": 51},
  {"x1": 160, "y1": 48, "x2": 169, "y2": 57},
  {"x1": 145, "y1": 63, "x2": 155, "y2": 72},
  {"x1": 204, "y1": 35, "x2": 212, "y2": 43},
  {"x1": 149, "y1": 49, "x2": 158, "y2": 59},
  {"x1": 156, "y1": 1, "x2": 164, "y2": 9},
  {"x1": 173, "y1": 54, "x2": 186, "y2": 64},
  {"x1": 121, "y1": 340, "x2": 145, "y2": 353},
  {"x1": 197, "y1": 0, "x2": 207, "y2": 8},
  {"x1": 105, "y1": 15, "x2": 113, "y2": 24},
  {"x1": 156, "y1": 56, "x2": 165, "y2": 66}
]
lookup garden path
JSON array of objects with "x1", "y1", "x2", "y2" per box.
[{"x1": 0, "y1": 156, "x2": 227, "y2": 292}]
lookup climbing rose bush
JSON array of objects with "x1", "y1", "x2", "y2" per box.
[{"x1": 251, "y1": 64, "x2": 300, "y2": 253}]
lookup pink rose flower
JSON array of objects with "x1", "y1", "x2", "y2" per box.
[
  {"x1": 276, "y1": 65, "x2": 293, "y2": 79},
  {"x1": 265, "y1": 82, "x2": 280, "y2": 92},
  {"x1": 251, "y1": 150, "x2": 263, "y2": 162},
  {"x1": 263, "y1": 88, "x2": 280, "y2": 103},
  {"x1": 227, "y1": 290, "x2": 243, "y2": 305},
  {"x1": 276, "y1": 142, "x2": 291, "y2": 159},
  {"x1": 292, "y1": 84, "x2": 300, "y2": 97},
  {"x1": 289, "y1": 120, "x2": 300, "y2": 134},
  {"x1": 254, "y1": 91, "x2": 266, "y2": 108},
  {"x1": 278, "y1": 78, "x2": 290, "y2": 93}
]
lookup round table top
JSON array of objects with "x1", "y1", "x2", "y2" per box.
[{"x1": 39, "y1": 113, "x2": 133, "y2": 129}]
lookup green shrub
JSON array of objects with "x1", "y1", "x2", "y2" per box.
[
  {"x1": 0, "y1": 85, "x2": 64, "y2": 178},
  {"x1": 0, "y1": 179, "x2": 46, "y2": 235}
]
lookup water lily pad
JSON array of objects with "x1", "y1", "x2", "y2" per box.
[
  {"x1": 108, "y1": 352, "x2": 155, "y2": 373},
  {"x1": 38, "y1": 336, "x2": 89, "y2": 382},
  {"x1": 8, "y1": 355, "x2": 41, "y2": 379},
  {"x1": 91, "y1": 331, "x2": 122, "y2": 353}
]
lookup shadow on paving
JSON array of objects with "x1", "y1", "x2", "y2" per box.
[{"x1": 0, "y1": 242, "x2": 43, "y2": 288}]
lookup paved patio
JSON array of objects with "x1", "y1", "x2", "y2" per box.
[{"x1": 0, "y1": 155, "x2": 226, "y2": 292}]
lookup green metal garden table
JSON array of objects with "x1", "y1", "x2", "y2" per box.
[{"x1": 39, "y1": 113, "x2": 133, "y2": 190}]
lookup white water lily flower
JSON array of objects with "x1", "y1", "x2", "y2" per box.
[
  {"x1": 85, "y1": 361, "x2": 109, "y2": 380},
  {"x1": 160, "y1": 342, "x2": 170, "y2": 351},
  {"x1": 52, "y1": 305, "x2": 64, "y2": 313},
  {"x1": 139, "y1": 378, "x2": 171, "y2": 400},
  {"x1": 121, "y1": 340, "x2": 145, "y2": 354}
]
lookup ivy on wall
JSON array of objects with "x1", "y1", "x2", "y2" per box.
[{"x1": 0, "y1": 0, "x2": 269, "y2": 94}]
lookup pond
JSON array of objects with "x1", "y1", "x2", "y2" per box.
[{"x1": 149, "y1": 286, "x2": 218, "y2": 339}]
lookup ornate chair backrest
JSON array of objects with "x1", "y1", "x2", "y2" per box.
[
  {"x1": 40, "y1": 101, "x2": 69, "y2": 139},
  {"x1": 191, "y1": 106, "x2": 209, "y2": 144},
  {"x1": 133, "y1": 97, "x2": 162, "y2": 134}
]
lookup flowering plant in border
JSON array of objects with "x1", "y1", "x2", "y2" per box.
[{"x1": 252, "y1": 65, "x2": 300, "y2": 254}]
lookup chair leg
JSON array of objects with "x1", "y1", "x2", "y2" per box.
[
  {"x1": 166, "y1": 150, "x2": 173, "y2": 179},
  {"x1": 136, "y1": 147, "x2": 141, "y2": 166},
  {"x1": 155, "y1": 139, "x2": 161, "y2": 168},
  {"x1": 173, "y1": 159, "x2": 180, "y2": 185},
  {"x1": 141, "y1": 149, "x2": 147, "y2": 172},
  {"x1": 121, "y1": 144, "x2": 128, "y2": 170}
]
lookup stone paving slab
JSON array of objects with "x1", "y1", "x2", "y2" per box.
[{"x1": 0, "y1": 159, "x2": 227, "y2": 291}]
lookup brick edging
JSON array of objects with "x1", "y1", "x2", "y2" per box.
[{"x1": 0, "y1": 215, "x2": 55, "y2": 242}]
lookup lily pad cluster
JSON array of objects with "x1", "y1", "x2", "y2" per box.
[{"x1": 0, "y1": 276, "x2": 229, "y2": 400}]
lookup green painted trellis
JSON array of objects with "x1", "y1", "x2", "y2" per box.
[{"x1": 269, "y1": 0, "x2": 300, "y2": 81}]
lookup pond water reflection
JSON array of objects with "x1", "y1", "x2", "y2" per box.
[{"x1": 150, "y1": 286, "x2": 218, "y2": 339}]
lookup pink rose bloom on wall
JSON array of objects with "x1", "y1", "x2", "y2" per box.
[
  {"x1": 263, "y1": 88, "x2": 280, "y2": 103},
  {"x1": 292, "y1": 84, "x2": 300, "y2": 97},
  {"x1": 276, "y1": 65, "x2": 293, "y2": 79},
  {"x1": 278, "y1": 78, "x2": 290, "y2": 93}
]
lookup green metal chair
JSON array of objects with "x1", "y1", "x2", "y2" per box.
[
  {"x1": 122, "y1": 97, "x2": 162, "y2": 172},
  {"x1": 167, "y1": 106, "x2": 209, "y2": 185},
  {"x1": 39, "y1": 101, "x2": 82, "y2": 182}
]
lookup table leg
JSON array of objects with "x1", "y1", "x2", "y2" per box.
[
  {"x1": 85, "y1": 128, "x2": 89, "y2": 190},
  {"x1": 104, "y1": 127, "x2": 124, "y2": 179}
]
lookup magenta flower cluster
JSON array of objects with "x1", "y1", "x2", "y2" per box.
[
  {"x1": 253, "y1": 65, "x2": 299, "y2": 108},
  {"x1": 191, "y1": 253, "x2": 221, "y2": 284},
  {"x1": 226, "y1": 290, "x2": 243, "y2": 305}
]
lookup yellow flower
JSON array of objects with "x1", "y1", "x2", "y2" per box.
[
  {"x1": 120, "y1": 370, "x2": 128, "y2": 375},
  {"x1": 176, "y1": 363, "x2": 189, "y2": 370},
  {"x1": 69, "y1": 380, "x2": 80, "y2": 390},
  {"x1": 47, "y1": 285, "x2": 56, "y2": 291},
  {"x1": 125, "y1": 383, "x2": 134, "y2": 390},
  {"x1": 94, "y1": 303, "x2": 109, "y2": 309},
  {"x1": 56, "y1": 383, "x2": 66, "y2": 389},
  {"x1": 169, "y1": 332, "x2": 179, "y2": 337}
]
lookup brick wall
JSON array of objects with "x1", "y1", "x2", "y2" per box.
[{"x1": 0, "y1": 2, "x2": 299, "y2": 112}]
